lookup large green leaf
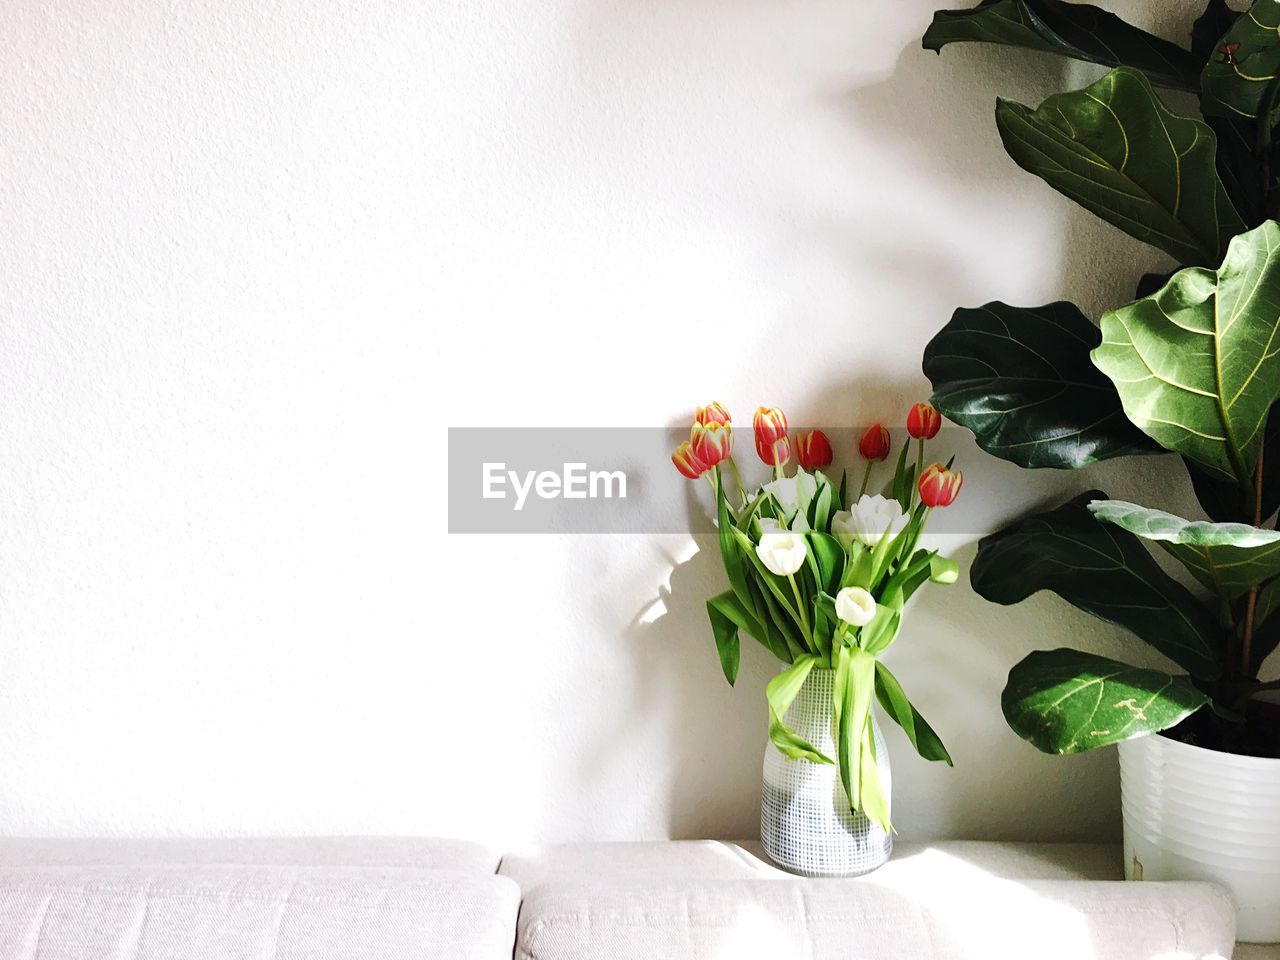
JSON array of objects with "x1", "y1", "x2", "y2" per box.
[
  {"x1": 972, "y1": 492, "x2": 1221, "y2": 678},
  {"x1": 1003, "y1": 648, "x2": 1209, "y2": 754},
  {"x1": 1092, "y1": 221, "x2": 1280, "y2": 487},
  {"x1": 1090, "y1": 499, "x2": 1280, "y2": 600},
  {"x1": 1191, "y1": 0, "x2": 1263, "y2": 221},
  {"x1": 1247, "y1": 577, "x2": 1280, "y2": 672},
  {"x1": 922, "y1": 0, "x2": 1202, "y2": 90},
  {"x1": 996, "y1": 67, "x2": 1246, "y2": 266},
  {"x1": 1191, "y1": 0, "x2": 1241, "y2": 62},
  {"x1": 1202, "y1": 0, "x2": 1280, "y2": 120},
  {"x1": 924, "y1": 301, "x2": 1161, "y2": 468}
]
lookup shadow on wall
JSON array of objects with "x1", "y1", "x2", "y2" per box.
[{"x1": 835, "y1": 26, "x2": 1180, "y2": 323}]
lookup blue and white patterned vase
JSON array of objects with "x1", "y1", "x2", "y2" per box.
[{"x1": 760, "y1": 667, "x2": 892, "y2": 877}]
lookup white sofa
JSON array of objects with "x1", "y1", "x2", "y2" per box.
[{"x1": 0, "y1": 838, "x2": 1260, "y2": 960}]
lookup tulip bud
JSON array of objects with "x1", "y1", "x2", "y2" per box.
[
  {"x1": 795, "y1": 429, "x2": 833, "y2": 470},
  {"x1": 918, "y1": 463, "x2": 963, "y2": 507},
  {"x1": 755, "y1": 531, "x2": 807, "y2": 576},
  {"x1": 753, "y1": 406, "x2": 788, "y2": 450},
  {"x1": 835, "y1": 586, "x2": 877, "y2": 627},
  {"x1": 858, "y1": 424, "x2": 891, "y2": 461},
  {"x1": 756, "y1": 434, "x2": 792, "y2": 467},
  {"x1": 671, "y1": 441, "x2": 708, "y2": 479},
  {"x1": 690, "y1": 419, "x2": 733, "y2": 467},
  {"x1": 907, "y1": 402, "x2": 942, "y2": 440},
  {"x1": 696, "y1": 402, "x2": 732, "y2": 427}
]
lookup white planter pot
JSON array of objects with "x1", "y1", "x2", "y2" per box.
[
  {"x1": 760, "y1": 667, "x2": 892, "y2": 877},
  {"x1": 1118, "y1": 731, "x2": 1280, "y2": 943}
]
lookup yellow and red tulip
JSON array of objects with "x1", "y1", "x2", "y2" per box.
[
  {"x1": 858, "y1": 424, "x2": 891, "y2": 461},
  {"x1": 672, "y1": 441, "x2": 708, "y2": 479},
  {"x1": 918, "y1": 463, "x2": 963, "y2": 507},
  {"x1": 691, "y1": 419, "x2": 733, "y2": 467},
  {"x1": 753, "y1": 406, "x2": 788, "y2": 446},
  {"x1": 907, "y1": 401, "x2": 942, "y2": 440},
  {"x1": 795, "y1": 429, "x2": 833, "y2": 469},
  {"x1": 696, "y1": 401, "x2": 732, "y2": 427},
  {"x1": 756, "y1": 434, "x2": 792, "y2": 467}
]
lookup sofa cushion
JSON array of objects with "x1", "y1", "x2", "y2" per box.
[
  {"x1": 0, "y1": 864, "x2": 519, "y2": 960},
  {"x1": 503, "y1": 841, "x2": 1235, "y2": 960}
]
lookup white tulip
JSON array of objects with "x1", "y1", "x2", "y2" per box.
[
  {"x1": 756, "y1": 532, "x2": 807, "y2": 576},
  {"x1": 755, "y1": 517, "x2": 783, "y2": 535},
  {"x1": 830, "y1": 510, "x2": 857, "y2": 549},
  {"x1": 762, "y1": 469, "x2": 817, "y2": 522},
  {"x1": 835, "y1": 586, "x2": 877, "y2": 626},
  {"x1": 834, "y1": 494, "x2": 906, "y2": 547}
]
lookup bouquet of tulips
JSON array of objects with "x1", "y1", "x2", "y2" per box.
[{"x1": 671, "y1": 401, "x2": 964, "y2": 831}]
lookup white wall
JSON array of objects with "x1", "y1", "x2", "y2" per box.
[{"x1": 1, "y1": 0, "x2": 1205, "y2": 845}]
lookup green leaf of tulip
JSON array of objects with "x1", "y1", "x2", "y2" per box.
[
  {"x1": 707, "y1": 590, "x2": 770, "y2": 686},
  {"x1": 995, "y1": 67, "x2": 1245, "y2": 267},
  {"x1": 808, "y1": 532, "x2": 846, "y2": 598},
  {"x1": 875, "y1": 660, "x2": 953, "y2": 765},
  {"x1": 1003, "y1": 648, "x2": 1209, "y2": 754},
  {"x1": 923, "y1": 301, "x2": 1161, "y2": 468},
  {"x1": 766, "y1": 655, "x2": 832, "y2": 764},
  {"x1": 835, "y1": 645, "x2": 891, "y2": 832},
  {"x1": 972, "y1": 492, "x2": 1221, "y2": 679},
  {"x1": 927, "y1": 554, "x2": 959, "y2": 584},
  {"x1": 1089, "y1": 499, "x2": 1280, "y2": 600},
  {"x1": 922, "y1": 0, "x2": 1202, "y2": 91},
  {"x1": 716, "y1": 469, "x2": 756, "y2": 618},
  {"x1": 1201, "y1": 0, "x2": 1280, "y2": 121},
  {"x1": 1092, "y1": 221, "x2": 1280, "y2": 488},
  {"x1": 860, "y1": 586, "x2": 904, "y2": 656}
]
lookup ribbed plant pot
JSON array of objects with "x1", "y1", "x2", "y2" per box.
[
  {"x1": 760, "y1": 667, "x2": 892, "y2": 877},
  {"x1": 1118, "y1": 731, "x2": 1280, "y2": 943}
]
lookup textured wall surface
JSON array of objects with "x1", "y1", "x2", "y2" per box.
[{"x1": 2, "y1": 0, "x2": 1204, "y2": 844}]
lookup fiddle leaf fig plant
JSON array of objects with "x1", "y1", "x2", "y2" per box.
[{"x1": 922, "y1": 0, "x2": 1280, "y2": 757}]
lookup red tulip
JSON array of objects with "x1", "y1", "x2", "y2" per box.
[
  {"x1": 858, "y1": 424, "x2": 891, "y2": 461},
  {"x1": 672, "y1": 441, "x2": 708, "y2": 479},
  {"x1": 907, "y1": 402, "x2": 942, "y2": 440},
  {"x1": 696, "y1": 402, "x2": 732, "y2": 427},
  {"x1": 756, "y1": 434, "x2": 792, "y2": 467},
  {"x1": 795, "y1": 430, "x2": 833, "y2": 469},
  {"x1": 691, "y1": 419, "x2": 733, "y2": 467},
  {"x1": 918, "y1": 463, "x2": 963, "y2": 507}
]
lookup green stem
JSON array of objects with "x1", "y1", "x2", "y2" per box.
[
  {"x1": 726, "y1": 456, "x2": 747, "y2": 507},
  {"x1": 1243, "y1": 442, "x2": 1266, "y2": 677},
  {"x1": 857, "y1": 462, "x2": 872, "y2": 499},
  {"x1": 787, "y1": 573, "x2": 814, "y2": 652}
]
